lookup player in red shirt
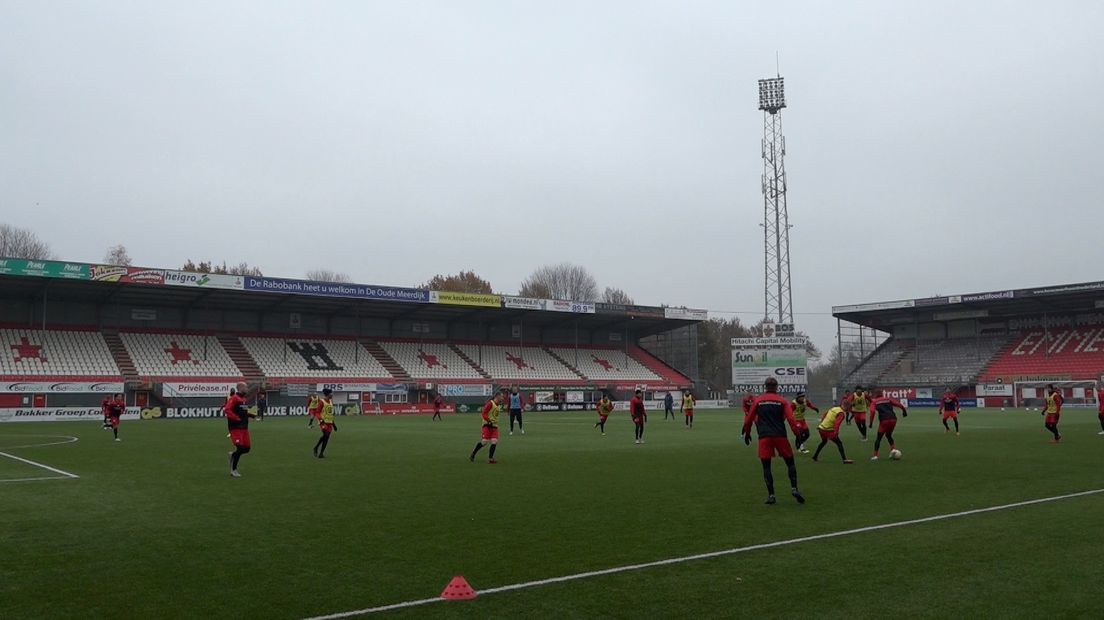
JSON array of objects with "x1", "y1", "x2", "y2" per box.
[
  {"x1": 224, "y1": 382, "x2": 256, "y2": 477},
  {"x1": 630, "y1": 389, "x2": 647, "y2": 444},
  {"x1": 1097, "y1": 385, "x2": 1104, "y2": 435},
  {"x1": 101, "y1": 396, "x2": 112, "y2": 431},
  {"x1": 742, "y1": 377, "x2": 805, "y2": 505},
  {"x1": 307, "y1": 391, "x2": 323, "y2": 428},
  {"x1": 106, "y1": 393, "x2": 125, "y2": 442},
  {"x1": 469, "y1": 390, "x2": 504, "y2": 463},
  {"x1": 741, "y1": 391, "x2": 755, "y2": 416},
  {"x1": 433, "y1": 393, "x2": 444, "y2": 421},
  {"x1": 869, "y1": 389, "x2": 908, "y2": 461},
  {"x1": 940, "y1": 388, "x2": 961, "y2": 435},
  {"x1": 839, "y1": 390, "x2": 853, "y2": 425}
]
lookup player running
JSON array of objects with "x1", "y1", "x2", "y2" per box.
[
  {"x1": 1097, "y1": 383, "x2": 1104, "y2": 435},
  {"x1": 433, "y1": 393, "x2": 444, "y2": 421},
  {"x1": 869, "y1": 389, "x2": 908, "y2": 461},
  {"x1": 594, "y1": 394, "x2": 614, "y2": 435},
  {"x1": 742, "y1": 377, "x2": 805, "y2": 505},
  {"x1": 664, "y1": 392, "x2": 675, "y2": 421},
  {"x1": 469, "y1": 391, "x2": 504, "y2": 463},
  {"x1": 839, "y1": 390, "x2": 853, "y2": 425},
  {"x1": 508, "y1": 387, "x2": 525, "y2": 435},
  {"x1": 307, "y1": 391, "x2": 324, "y2": 429},
  {"x1": 1042, "y1": 384, "x2": 1063, "y2": 443},
  {"x1": 630, "y1": 389, "x2": 647, "y2": 444},
  {"x1": 849, "y1": 386, "x2": 871, "y2": 441},
  {"x1": 106, "y1": 393, "x2": 124, "y2": 442},
  {"x1": 812, "y1": 405, "x2": 853, "y2": 464},
  {"x1": 681, "y1": 391, "x2": 696, "y2": 429},
  {"x1": 224, "y1": 383, "x2": 256, "y2": 477},
  {"x1": 940, "y1": 388, "x2": 961, "y2": 435},
  {"x1": 313, "y1": 388, "x2": 337, "y2": 458},
  {"x1": 741, "y1": 391, "x2": 755, "y2": 416},
  {"x1": 791, "y1": 393, "x2": 818, "y2": 453},
  {"x1": 101, "y1": 395, "x2": 113, "y2": 431}
]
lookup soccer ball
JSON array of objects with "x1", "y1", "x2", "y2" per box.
[{"x1": 889, "y1": 449, "x2": 902, "y2": 460}]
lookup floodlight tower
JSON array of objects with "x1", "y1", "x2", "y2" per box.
[{"x1": 758, "y1": 76, "x2": 793, "y2": 328}]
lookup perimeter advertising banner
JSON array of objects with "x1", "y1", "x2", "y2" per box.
[
  {"x1": 0, "y1": 381, "x2": 124, "y2": 393},
  {"x1": 0, "y1": 407, "x2": 140, "y2": 422},
  {"x1": 0, "y1": 258, "x2": 89, "y2": 280},
  {"x1": 163, "y1": 270, "x2": 244, "y2": 290},
  {"x1": 731, "y1": 336, "x2": 807, "y2": 392},
  {"x1": 161, "y1": 382, "x2": 240, "y2": 398},
  {"x1": 89, "y1": 265, "x2": 166, "y2": 284},
  {"x1": 244, "y1": 277, "x2": 433, "y2": 304},
  {"x1": 436, "y1": 291, "x2": 501, "y2": 308}
]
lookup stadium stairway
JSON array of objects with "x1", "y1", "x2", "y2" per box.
[
  {"x1": 629, "y1": 345, "x2": 693, "y2": 385},
  {"x1": 101, "y1": 329, "x2": 139, "y2": 383},
  {"x1": 542, "y1": 347, "x2": 589, "y2": 381},
  {"x1": 447, "y1": 344, "x2": 492, "y2": 381},
  {"x1": 217, "y1": 335, "x2": 265, "y2": 384},
  {"x1": 361, "y1": 341, "x2": 413, "y2": 383}
]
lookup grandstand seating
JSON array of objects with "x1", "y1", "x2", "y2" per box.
[
  {"x1": 120, "y1": 332, "x2": 243, "y2": 379},
  {"x1": 877, "y1": 336, "x2": 1009, "y2": 386},
  {"x1": 377, "y1": 341, "x2": 483, "y2": 380},
  {"x1": 240, "y1": 337, "x2": 393, "y2": 380},
  {"x1": 979, "y1": 328, "x2": 1104, "y2": 382},
  {"x1": 457, "y1": 344, "x2": 581, "y2": 382},
  {"x1": 0, "y1": 328, "x2": 119, "y2": 379},
  {"x1": 842, "y1": 339, "x2": 911, "y2": 387},
  {"x1": 550, "y1": 346, "x2": 661, "y2": 382}
]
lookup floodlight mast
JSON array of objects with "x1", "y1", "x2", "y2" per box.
[{"x1": 758, "y1": 76, "x2": 793, "y2": 328}]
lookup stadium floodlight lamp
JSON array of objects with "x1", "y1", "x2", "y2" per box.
[{"x1": 758, "y1": 77, "x2": 786, "y2": 113}]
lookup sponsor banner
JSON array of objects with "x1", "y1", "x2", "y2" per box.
[
  {"x1": 440, "y1": 384, "x2": 493, "y2": 397},
  {"x1": 595, "y1": 302, "x2": 627, "y2": 315},
  {"x1": 1025, "y1": 281, "x2": 1104, "y2": 297},
  {"x1": 664, "y1": 307, "x2": 709, "y2": 321},
  {"x1": 0, "y1": 258, "x2": 89, "y2": 280},
  {"x1": 913, "y1": 296, "x2": 950, "y2": 307},
  {"x1": 534, "y1": 391, "x2": 556, "y2": 404},
  {"x1": 730, "y1": 346, "x2": 809, "y2": 386},
  {"x1": 626, "y1": 305, "x2": 665, "y2": 318},
  {"x1": 89, "y1": 265, "x2": 166, "y2": 284},
  {"x1": 951, "y1": 291, "x2": 1014, "y2": 303},
  {"x1": 877, "y1": 388, "x2": 933, "y2": 400},
  {"x1": 733, "y1": 383, "x2": 807, "y2": 395},
  {"x1": 546, "y1": 299, "x2": 596, "y2": 314},
  {"x1": 435, "y1": 291, "x2": 501, "y2": 308},
  {"x1": 244, "y1": 277, "x2": 433, "y2": 304},
  {"x1": 730, "y1": 337, "x2": 808, "y2": 348},
  {"x1": 315, "y1": 382, "x2": 408, "y2": 394},
  {"x1": 0, "y1": 381, "x2": 123, "y2": 393},
  {"x1": 162, "y1": 382, "x2": 239, "y2": 398},
  {"x1": 565, "y1": 391, "x2": 584, "y2": 403},
  {"x1": 163, "y1": 270, "x2": 244, "y2": 290},
  {"x1": 977, "y1": 383, "x2": 1014, "y2": 397},
  {"x1": 832, "y1": 300, "x2": 914, "y2": 313},
  {"x1": 536, "y1": 403, "x2": 590, "y2": 411},
  {"x1": 933, "y1": 310, "x2": 988, "y2": 321},
  {"x1": 502, "y1": 296, "x2": 545, "y2": 310},
  {"x1": 0, "y1": 407, "x2": 140, "y2": 422},
  {"x1": 144, "y1": 404, "x2": 361, "y2": 419},
  {"x1": 378, "y1": 403, "x2": 457, "y2": 415},
  {"x1": 904, "y1": 398, "x2": 978, "y2": 408}
]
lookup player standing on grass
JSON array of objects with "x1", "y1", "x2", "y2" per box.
[
  {"x1": 631, "y1": 389, "x2": 647, "y2": 444},
  {"x1": 940, "y1": 388, "x2": 961, "y2": 435},
  {"x1": 681, "y1": 391, "x2": 696, "y2": 429},
  {"x1": 850, "y1": 386, "x2": 870, "y2": 441},
  {"x1": 470, "y1": 391, "x2": 504, "y2": 463},
  {"x1": 101, "y1": 395, "x2": 112, "y2": 431},
  {"x1": 224, "y1": 382, "x2": 255, "y2": 477},
  {"x1": 791, "y1": 393, "x2": 818, "y2": 453},
  {"x1": 433, "y1": 393, "x2": 444, "y2": 421},
  {"x1": 742, "y1": 377, "x2": 804, "y2": 505},
  {"x1": 508, "y1": 387, "x2": 525, "y2": 435},
  {"x1": 869, "y1": 389, "x2": 908, "y2": 461},
  {"x1": 594, "y1": 394, "x2": 613, "y2": 435},
  {"x1": 1042, "y1": 384, "x2": 1063, "y2": 443},
  {"x1": 256, "y1": 391, "x2": 267, "y2": 422},
  {"x1": 812, "y1": 405, "x2": 853, "y2": 464},
  {"x1": 1097, "y1": 382, "x2": 1104, "y2": 435},
  {"x1": 308, "y1": 391, "x2": 324, "y2": 429},
  {"x1": 840, "y1": 390, "x2": 853, "y2": 425},
  {"x1": 106, "y1": 393, "x2": 124, "y2": 442},
  {"x1": 313, "y1": 388, "x2": 337, "y2": 458},
  {"x1": 664, "y1": 391, "x2": 675, "y2": 421},
  {"x1": 742, "y1": 391, "x2": 756, "y2": 416}
]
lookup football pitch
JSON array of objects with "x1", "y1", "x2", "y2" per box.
[{"x1": 2, "y1": 408, "x2": 1102, "y2": 619}]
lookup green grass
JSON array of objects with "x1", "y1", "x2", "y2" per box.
[{"x1": 2, "y1": 408, "x2": 1102, "y2": 619}]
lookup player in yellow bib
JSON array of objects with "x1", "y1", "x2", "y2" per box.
[
  {"x1": 791, "y1": 393, "x2": 819, "y2": 452},
  {"x1": 849, "y1": 386, "x2": 870, "y2": 441},
  {"x1": 1042, "y1": 384, "x2": 1063, "y2": 443},
  {"x1": 594, "y1": 395, "x2": 614, "y2": 435},
  {"x1": 812, "y1": 406, "x2": 853, "y2": 463},
  {"x1": 681, "y1": 392, "x2": 696, "y2": 429}
]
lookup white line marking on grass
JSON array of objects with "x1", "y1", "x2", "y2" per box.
[
  {"x1": 0, "y1": 475, "x2": 74, "y2": 483},
  {"x1": 0, "y1": 435, "x2": 80, "y2": 481},
  {"x1": 303, "y1": 487, "x2": 1104, "y2": 619}
]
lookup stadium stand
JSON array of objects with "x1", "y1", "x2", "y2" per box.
[
  {"x1": 549, "y1": 346, "x2": 661, "y2": 382},
  {"x1": 120, "y1": 332, "x2": 243, "y2": 380},
  {"x1": 240, "y1": 337, "x2": 393, "y2": 381},
  {"x1": 979, "y1": 327, "x2": 1104, "y2": 382},
  {"x1": 842, "y1": 339, "x2": 913, "y2": 387},
  {"x1": 457, "y1": 344, "x2": 582, "y2": 382},
  {"x1": 877, "y1": 336, "x2": 1009, "y2": 386},
  {"x1": 377, "y1": 340, "x2": 484, "y2": 381},
  {"x1": 629, "y1": 345, "x2": 693, "y2": 386},
  {"x1": 0, "y1": 327, "x2": 120, "y2": 379}
]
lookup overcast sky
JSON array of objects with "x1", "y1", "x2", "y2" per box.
[{"x1": 2, "y1": 0, "x2": 1102, "y2": 354}]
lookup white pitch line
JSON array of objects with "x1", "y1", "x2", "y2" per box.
[
  {"x1": 0, "y1": 450, "x2": 80, "y2": 479},
  {"x1": 0, "y1": 475, "x2": 74, "y2": 484},
  {"x1": 303, "y1": 487, "x2": 1104, "y2": 620}
]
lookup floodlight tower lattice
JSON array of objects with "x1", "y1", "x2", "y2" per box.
[{"x1": 758, "y1": 76, "x2": 793, "y2": 327}]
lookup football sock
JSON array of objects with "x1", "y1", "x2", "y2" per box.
[
  {"x1": 857, "y1": 422, "x2": 867, "y2": 438},
  {"x1": 953, "y1": 418, "x2": 959, "y2": 432},
  {"x1": 873, "y1": 432, "x2": 885, "y2": 452},
  {"x1": 760, "y1": 459, "x2": 775, "y2": 496},
  {"x1": 488, "y1": 444, "x2": 497, "y2": 459},
  {"x1": 942, "y1": 419, "x2": 949, "y2": 430},
  {"x1": 112, "y1": 428, "x2": 118, "y2": 440},
  {"x1": 813, "y1": 439, "x2": 828, "y2": 459},
  {"x1": 1099, "y1": 414, "x2": 1104, "y2": 431},
  {"x1": 470, "y1": 443, "x2": 484, "y2": 459},
  {"x1": 885, "y1": 432, "x2": 895, "y2": 448},
  {"x1": 231, "y1": 446, "x2": 249, "y2": 469},
  {"x1": 833, "y1": 438, "x2": 847, "y2": 460},
  {"x1": 783, "y1": 456, "x2": 798, "y2": 489}
]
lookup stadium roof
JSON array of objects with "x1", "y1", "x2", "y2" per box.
[
  {"x1": 0, "y1": 257, "x2": 706, "y2": 337},
  {"x1": 832, "y1": 279, "x2": 1104, "y2": 330}
]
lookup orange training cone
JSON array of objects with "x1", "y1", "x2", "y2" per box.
[{"x1": 441, "y1": 575, "x2": 477, "y2": 601}]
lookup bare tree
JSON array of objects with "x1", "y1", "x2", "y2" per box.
[
  {"x1": 519, "y1": 263, "x2": 599, "y2": 301},
  {"x1": 306, "y1": 269, "x2": 351, "y2": 283},
  {"x1": 103, "y1": 244, "x2": 132, "y2": 266},
  {"x1": 182, "y1": 259, "x2": 263, "y2": 276},
  {"x1": 422, "y1": 270, "x2": 492, "y2": 294},
  {"x1": 602, "y1": 286, "x2": 634, "y2": 305},
  {"x1": 0, "y1": 224, "x2": 54, "y2": 260}
]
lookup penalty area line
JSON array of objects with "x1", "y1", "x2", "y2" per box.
[{"x1": 303, "y1": 487, "x2": 1104, "y2": 620}]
